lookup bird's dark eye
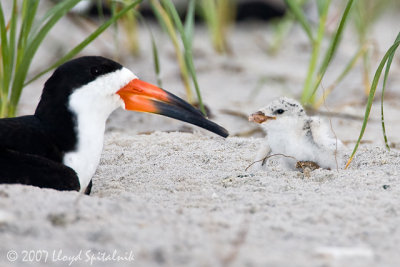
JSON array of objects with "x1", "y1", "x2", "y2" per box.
[
  {"x1": 275, "y1": 109, "x2": 285, "y2": 115},
  {"x1": 90, "y1": 66, "x2": 101, "y2": 76}
]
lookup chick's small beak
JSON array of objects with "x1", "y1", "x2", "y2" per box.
[
  {"x1": 117, "y1": 79, "x2": 229, "y2": 137},
  {"x1": 248, "y1": 111, "x2": 276, "y2": 124}
]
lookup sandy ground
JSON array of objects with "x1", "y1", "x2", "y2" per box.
[{"x1": 1, "y1": 1, "x2": 400, "y2": 266}]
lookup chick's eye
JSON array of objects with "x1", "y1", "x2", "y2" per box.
[
  {"x1": 276, "y1": 109, "x2": 285, "y2": 114},
  {"x1": 90, "y1": 66, "x2": 101, "y2": 76}
]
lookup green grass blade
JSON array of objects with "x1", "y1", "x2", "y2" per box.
[
  {"x1": 29, "y1": 0, "x2": 78, "y2": 39},
  {"x1": 183, "y1": 0, "x2": 206, "y2": 115},
  {"x1": 8, "y1": 0, "x2": 18, "y2": 86},
  {"x1": 10, "y1": 0, "x2": 81, "y2": 112},
  {"x1": 163, "y1": 0, "x2": 206, "y2": 115},
  {"x1": 185, "y1": 53, "x2": 205, "y2": 115},
  {"x1": 381, "y1": 32, "x2": 400, "y2": 150},
  {"x1": 314, "y1": 42, "x2": 368, "y2": 109},
  {"x1": 284, "y1": 0, "x2": 314, "y2": 42},
  {"x1": 201, "y1": 0, "x2": 217, "y2": 37},
  {"x1": 16, "y1": 0, "x2": 39, "y2": 69},
  {"x1": 121, "y1": 0, "x2": 140, "y2": 56},
  {"x1": 25, "y1": 0, "x2": 143, "y2": 87},
  {"x1": 201, "y1": 0, "x2": 231, "y2": 53},
  {"x1": 136, "y1": 12, "x2": 162, "y2": 87},
  {"x1": 0, "y1": 1, "x2": 10, "y2": 104},
  {"x1": 184, "y1": 0, "x2": 195, "y2": 48},
  {"x1": 149, "y1": 1, "x2": 169, "y2": 34},
  {"x1": 96, "y1": 0, "x2": 105, "y2": 21},
  {"x1": 151, "y1": 29, "x2": 162, "y2": 87},
  {"x1": 310, "y1": 0, "x2": 354, "y2": 98},
  {"x1": 345, "y1": 39, "x2": 400, "y2": 168},
  {"x1": 162, "y1": 0, "x2": 186, "y2": 45},
  {"x1": 300, "y1": 0, "x2": 330, "y2": 104},
  {"x1": 269, "y1": 13, "x2": 295, "y2": 55},
  {"x1": 150, "y1": 0, "x2": 193, "y2": 102},
  {"x1": 316, "y1": 0, "x2": 330, "y2": 16}
]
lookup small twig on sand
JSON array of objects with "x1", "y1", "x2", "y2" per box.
[{"x1": 245, "y1": 153, "x2": 297, "y2": 171}]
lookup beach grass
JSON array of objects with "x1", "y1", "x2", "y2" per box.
[
  {"x1": 150, "y1": 0, "x2": 206, "y2": 115},
  {"x1": 283, "y1": 0, "x2": 355, "y2": 106},
  {"x1": 0, "y1": 0, "x2": 141, "y2": 118},
  {"x1": 345, "y1": 32, "x2": 400, "y2": 168},
  {"x1": 352, "y1": 0, "x2": 394, "y2": 95},
  {"x1": 200, "y1": 0, "x2": 235, "y2": 54}
]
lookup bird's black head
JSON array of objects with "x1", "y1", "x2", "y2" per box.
[
  {"x1": 36, "y1": 56, "x2": 122, "y2": 114},
  {"x1": 34, "y1": 56, "x2": 124, "y2": 151},
  {"x1": 29, "y1": 56, "x2": 229, "y2": 193},
  {"x1": 34, "y1": 56, "x2": 228, "y2": 155}
]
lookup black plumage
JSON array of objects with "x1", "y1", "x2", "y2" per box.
[
  {"x1": 0, "y1": 56, "x2": 228, "y2": 195},
  {"x1": 0, "y1": 57, "x2": 123, "y2": 194}
]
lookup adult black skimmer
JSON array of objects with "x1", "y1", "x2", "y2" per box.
[{"x1": 0, "y1": 56, "x2": 228, "y2": 194}]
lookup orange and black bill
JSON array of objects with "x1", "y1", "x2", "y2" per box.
[{"x1": 117, "y1": 79, "x2": 229, "y2": 137}]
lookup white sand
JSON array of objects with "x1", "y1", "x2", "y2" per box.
[
  {"x1": 1, "y1": 133, "x2": 400, "y2": 266},
  {"x1": 1, "y1": 1, "x2": 400, "y2": 266}
]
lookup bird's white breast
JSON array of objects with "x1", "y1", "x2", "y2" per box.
[
  {"x1": 63, "y1": 128, "x2": 105, "y2": 192},
  {"x1": 265, "y1": 117, "x2": 317, "y2": 168},
  {"x1": 63, "y1": 95, "x2": 118, "y2": 192},
  {"x1": 265, "y1": 117, "x2": 342, "y2": 169},
  {"x1": 63, "y1": 68, "x2": 136, "y2": 192}
]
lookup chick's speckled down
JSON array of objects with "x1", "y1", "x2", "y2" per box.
[{"x1": 249, "y1": 97, "x2": 345, "y2": 171}]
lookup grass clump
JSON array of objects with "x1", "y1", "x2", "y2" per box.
[
  {"x1": 352, "y1": 0, "x2": 394, "y2": 95},
  {"x1": 345, "y1": 32, "x2": 400, "y2": 168},
  {"x1": 0, "y1": 0, "x2": 141, "y2": 118},
  {"x1": 268, "y1": 0, "x2": 307, "y2": 55},
  {"x1": 200, "y1": 0, "x2": 236, "y2": 54},
  {"x1": 150, "y1": 0, "x2": 206, "y2": 115},
  {"x1": 284, "y1": 0, "x2": 355, "y2": 106}
]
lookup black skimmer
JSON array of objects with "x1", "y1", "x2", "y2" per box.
[{"x1": 0, "y1": 56, "x2": 228, "y2": 194}]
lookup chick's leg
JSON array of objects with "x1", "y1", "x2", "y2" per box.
[{"x1": 253, "y1": 143, "x2": 271, "y2": 170}]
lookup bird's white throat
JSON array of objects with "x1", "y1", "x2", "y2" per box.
[{"x1": 63, "y1": 67, "x2": 136, "y2": 192}]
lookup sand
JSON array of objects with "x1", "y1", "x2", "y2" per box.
[
  {"x1": 1, "y1": 133, "x2": 400, "y2": 267},
  {"x1": 1, "y1": 1, "x2": 400, "y2": 266}
]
